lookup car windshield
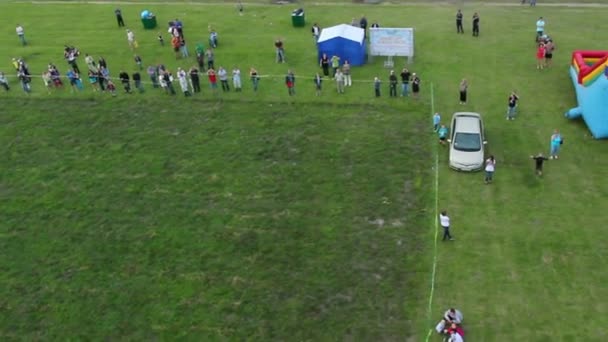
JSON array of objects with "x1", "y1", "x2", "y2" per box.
[{"x1": 453, "y1": 132, "x2": 481, "y2": 152}]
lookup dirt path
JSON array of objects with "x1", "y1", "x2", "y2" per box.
[{"x1": 24, "y1": 1, "x2": 608, "y2": 8}]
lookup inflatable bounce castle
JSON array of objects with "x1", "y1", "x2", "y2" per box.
[{"x1": 566, "y1": 50, "x2": 608, "y2": 139}]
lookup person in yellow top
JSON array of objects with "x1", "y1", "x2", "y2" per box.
[{"x1": 331, "y1": 55, "x2": 340, "y2": 78}]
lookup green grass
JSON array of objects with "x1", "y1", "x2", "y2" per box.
[
  {"x1": 2, "y1": 1, "x2": 608, "y2": 341},
  {"x1": 0, "y1": 98, "x2": 430, "y2": 340}
]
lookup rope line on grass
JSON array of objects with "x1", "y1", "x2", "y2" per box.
[{"x1": 424, "y1": 82, "x2": 439, "y2": 342}]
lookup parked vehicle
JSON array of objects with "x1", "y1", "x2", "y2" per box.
[{"x1": 448, "y1": 112, "x2": 487, "y2": 171}]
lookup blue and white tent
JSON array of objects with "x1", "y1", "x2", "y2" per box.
[{"x1": 317, "y1": 24, "x2": 366, "y2": 66}]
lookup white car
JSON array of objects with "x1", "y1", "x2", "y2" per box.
[{"x1": 448, "y1": 112, "x2": 487, "y2": 171}]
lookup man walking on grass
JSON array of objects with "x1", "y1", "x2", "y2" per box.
[
  {"x1": 115, "y1": 9, "x2": 125, "y2": 27},
  {"x1": 440, "y1": 211, "x2": 454, "y2": 241},
  {"x1": 531, "y1": 153, "x2": 548, "y2": 176},
  {"x1": 16, "y1": 24, "x2": 27, "y2": 46}
]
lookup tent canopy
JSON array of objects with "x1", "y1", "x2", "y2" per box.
[
  {"x1": 317, "y1": 24, "x2": 366, "y2": 66},
  {"x1": 318, "y1": 24, "x2": 365, "y2": 44}
]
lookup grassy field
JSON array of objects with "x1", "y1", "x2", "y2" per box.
[
  {"x1": 2, "y1": 1, "x2": 608, "y2": 341},
  {"x1": 0, "y1": 98, "x2": 431, "y2": 340}
]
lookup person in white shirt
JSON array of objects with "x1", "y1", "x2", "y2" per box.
[
  {"x1": 443, "y1": 308, "x2": 463, "y2": 324},
  {"x1": 439, "y1": 211, "x2": 454, "y2": 241},
  {"x1": 484, "y1": 155, "x2": 496, "y2": 184},
  {"x1": 126, "y1": 29, "x2": 136, "y2": 49},
  {"x1": 232, "y1": 67, "x2": 242, "y2": 92},
  {"x1": 448, "y1": 331, "x2": 464, "y2": 342},
  {"x1": 536, "y1": 17, "x2": 545, "y2": 40},
  {"x1": 16, "y1": 24, "x2": 26, "y2": 46},
  {"x1": 311, "y1": 23, "x2": 320, "y2": 42},
  {"x1": 218, "y1": 66, "x2": 229, "y2": 91}
]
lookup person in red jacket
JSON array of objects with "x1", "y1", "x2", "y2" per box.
[{"x1": 207, "y1": 68, "x2": 218, "y2": 94}]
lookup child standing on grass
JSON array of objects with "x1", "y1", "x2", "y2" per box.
[
  {"x1": 106, "y1": 79, "x2": 117, "y2": 96},
  {"x1": 126, "y1": 29, "x2": 137, "y2": 50},
  {"x1": 250, "y1": 67, "x2": 259, "y2": 92},
  {"x1": 536, "y1": 43, "x2": 545, "y2": 70},
  {"x1": 285, "y1": 69, "x2": 296, "y2": 96},
  {"x1": 374, "y1": 77, "x2": 381, "y2": 97},
  {"x1": 549, "y1": 129, "x2": 563, "y2": 159},
  {"x1": 433, "y1": 112, "x2": 441, "y2": 132},
  {"x1": 314, "y1": 73, "x2": 322, "y2": 96},
  {"x1": 484, "y1": 155, "x2": 496, "y2": 184},
  {"x1": 134, "y1": 55, "x2": 142, "y2": 71},
  {"x1": 42, "y1": 71, "x2": 53, "y2": 93}
]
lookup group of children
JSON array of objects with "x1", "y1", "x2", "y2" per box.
[
  {"x1": 435, "y1": 308, "x2": 465, "y2": 342},
  {"x1": 535, "y1": 17, "x2": 556, "y2": 69}
]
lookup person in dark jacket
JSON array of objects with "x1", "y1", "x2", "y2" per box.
[
  {"x1": 189, "y1": 66, "x2": 201, "y2": 93},
  {"x1": 119, "y1": 70, "x2": 131, "y2": 93},
  {"x1": 132, "y1": 71, "x2": 143, "y2": 93},
  {"x1": 115, "y1": 8, "x2": 125, "y2": 27}
]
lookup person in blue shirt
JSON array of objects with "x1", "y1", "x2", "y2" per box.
[
  {"x1": 438, "y1": 125, "x2": 449, "y2": 145},
  {"x1": 549, "y1": 129, "x2": 563, "y2": 159},
  {"x1": 433, "y1": 112, "x2": 441, "y2": 132}
]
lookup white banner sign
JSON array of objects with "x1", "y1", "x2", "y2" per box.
[{"x1": 369, "y1": 28, "x2": 414, "y2": 57}]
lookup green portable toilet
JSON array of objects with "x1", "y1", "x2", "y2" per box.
[
  {"x1": 291, "y1": 8, "x2": 305, "y2": 27},
  {"x1": 141, "y1": 10, "x2": 157, "y2": 30}
]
